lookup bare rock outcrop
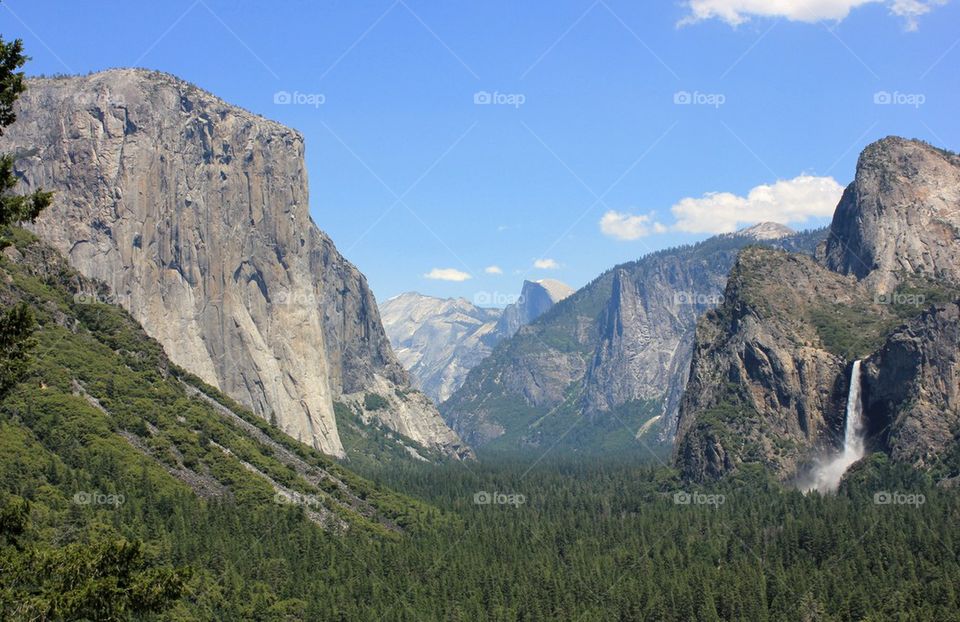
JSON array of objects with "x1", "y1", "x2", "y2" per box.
[
  {"x1": 863, "y1": 302, "x2": 960, "y2": 468},
  {"x1": 822, "y1": 137, "x2": 960, "y2": 293}
]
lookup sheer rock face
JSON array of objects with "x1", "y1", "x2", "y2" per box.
[
  {"x1": 864, "y1": 303, "x2": 960, "y2": 468},
  {"x1": 822, "y1": 137, "x2": 960, "y2": 293},
  {"x1": 490, "y1": 279, "x2": 574, "y2": 340},
  {"x1": 3, "y1": 68, "x2": 467, "y2": 459},
  {"x1": 582, "y1": 255, "x2": 726, "y2": 418}
]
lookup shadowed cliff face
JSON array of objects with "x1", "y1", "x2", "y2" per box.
[
  {"x1": 676, "y1": 138, "x2": 960, "y2": 482},
  {"x1": 1, "y1": 68, "x2": 467, "y2": 459},
  {"x1": 674, "y1": 250, "x2": 881, "y2": 481},
  {"x1": 864, "y1": 303, "x2": 960, "y2": 468}
]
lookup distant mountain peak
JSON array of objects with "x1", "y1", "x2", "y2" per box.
[
  {"x1": 530, "y1": 278, "x2": 575, "y2": 302},
  {"x1": 732, "y1": 222, "x2": 796, "y2": 240}
]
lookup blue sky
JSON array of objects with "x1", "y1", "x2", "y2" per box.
[{"x1": 2, "y1": 0, "x2": 957, "y2": 304}]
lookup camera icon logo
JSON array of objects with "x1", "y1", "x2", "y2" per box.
[
  {"x1": 674, "y1": 91, "x2": 692, "y2": 105},
  {"x1": 474, "y1": 91, "x2": 492, "y2": 105},
  {"x1": 474, "y1": 491, "x2": 492, "y2": 505},
  {"x1": 274, "y1": 90, "x2": 292, "y2": 105}
]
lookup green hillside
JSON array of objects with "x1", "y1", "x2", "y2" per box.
[{"x1": 0, "y1": 228, "x2": 444, "y2": 619}]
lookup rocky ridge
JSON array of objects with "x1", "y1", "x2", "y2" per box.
[
  {"x1": 380, "y1": 292, "x2": 501, "y2": 404},
  {"x1": 380, "y1": 279, "x2": 573, "y2": 405},
  {"x1": 442, "y1": 225, "x2": 826, "y2": 451}
]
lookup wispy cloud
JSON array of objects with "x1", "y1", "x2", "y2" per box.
[
  {"x1": 484, "y1": 265, "x2": 504, "y2": 275},
  {"x1": 599, "y1": 211, "x2": 667, "y2": 241},
  {"x1": 424, "y1": 268, "x2": 472, "y2": 281},
  {"x1": 679, "y1": 0, "x2": 948, "y2": 29},
  {"x1": 533, "y1": 258, "x2": 560, "y2": 270}
]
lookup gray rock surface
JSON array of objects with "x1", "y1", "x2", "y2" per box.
[
  {"x1": 822, "y1": 137, "x2": 960, "y2": 293},
  {"x1": 380, "y1": 292, "x2": 501, "y2": 403},
  {"x1": 2, "y1": 68, "x2": 467, "y2": 459},
  {"x1": 380, "y1": 280, "x2": 573, "y2": 405},
  {"x1": 674, "y1": 250, "x2": 870, "y2": 481},
  {"x1": 864, "y1": 302, "x2": 960, "y2": 468},
  {"x1": 490, "y1": 279, "x2": 574, "y2": 340}
]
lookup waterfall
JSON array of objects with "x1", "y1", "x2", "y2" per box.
[
  {"x1": 808, "y1": 360, "x2": 865, "y2": 493},
  {"x1": 841, "y1": 360, "x2": 865, "y2": 462}
]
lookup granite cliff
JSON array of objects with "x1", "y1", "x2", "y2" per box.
[{"x1": 1, "y1": 68, "x2": 468, "y2": 459}]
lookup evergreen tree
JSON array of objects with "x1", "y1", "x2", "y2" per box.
[{"x1": 0, "y1": 33, "x2": 52, "y2": 399}]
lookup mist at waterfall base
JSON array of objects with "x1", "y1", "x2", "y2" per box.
[{"x1": 804, "y1": 360, "x2": 866, "y2": 493}]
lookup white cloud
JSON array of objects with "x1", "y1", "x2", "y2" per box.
[
  {"x1": 423, "y1": 268, "x2": 472, "y2": 282},
  {"x1": 484, "y1": 265, "x2": 503, "y2": 275},
  {"x1": 533, "y1": 258, "x2": 560, "y2": 270},
  {"x1": 890, "y1": 0, "x2": 947, "y2": 30},
  {"x1": 599, "y1": 211, "x2": 667, "y2": 241},
  {"x1": 679, "y1": 0, "x2": 947, "y2": 27},
  {"x1": 670, "y1": 175, "x2": 843, "y2": 234}
]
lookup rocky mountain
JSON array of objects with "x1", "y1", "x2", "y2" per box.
[
  {"x1": 380, "y1": 293, "x2": 501, "y2": 403},
  {"x1": 489, "y1": 279, "x2": 574, "y2": 341},
  {"x1": 0, "y1": 68, "x2": 468, "y2": 459},
  {"x1": 821, "y1": 137, "x2": 960, "y2": 293},
  {"x1": 380, "y1": 279, "x2": 573, "y2": 404},
  {"x1": 441, "y1": 225, "x2": 826, "y2": 452},
  {"x1": 727, "y1": 222, "x2": 795, "y2": 240},
  {"x1": 675, "y1": 137, "x2": 960, "y2": 482}
]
